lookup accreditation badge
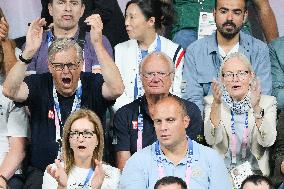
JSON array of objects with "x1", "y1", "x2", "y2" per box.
[
  {"x1": 132, "y1": 121, "x2": 138, "y2": 129},
  {"x1": 198, "y1": 12, "x2": 217, "y2": 39}
]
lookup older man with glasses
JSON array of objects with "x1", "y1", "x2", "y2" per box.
[
  {"x1": 2, "y1": 17, "x2": 123, "y2": 189},
  {"x1": 113, "y1": 52, "x2": 203, "y2": 170}
]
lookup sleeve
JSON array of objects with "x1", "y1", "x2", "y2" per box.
[
  {"x1": 254, "y1": 96, "x2": 277, "y2": 147},
  {"x1": 270, "y1": 108, "x2": 284, "y2": 186},
  {"x1": 7, "y1": 101, "x2": 29, "y2": 137},
  {"x1": 172, "y1": 46, "x2": 185, "y2": 98},
  {"x1": 42, "y1": 167, "x2": 58, "y2": 189},
  {"x1": 270, "y1": 43, "x2": 284, "y2": 109},
  {"x1": 185, "y1": 100, "x2": 203, "y2": 142},
  {"x1": 253, "y1": 43, "x2": 272, "y2": 95},
  {"x1": 113, "y1": 107, "x2": 131, "y2": 152},
  {"x1": 203, "y1": 96, "x2": 225, "y2": 146},
  {"x1": 119, "y1": 154, "x2": 147, "y2": 189},
  {"x1": 102, "y1": 164, "x2": 120, "y2": 189},
  {"x1": 183, "y1": 46, "x2": 205, "y2": 114},
  {"x1": 208, "y1": 150, "x2": 233, "y2": 189}
]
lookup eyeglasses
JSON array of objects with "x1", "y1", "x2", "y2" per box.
[
  {"x1": 51, "y1": 62, "x2": 80, "y2": 71},
  {"x1": 142, "y1": 72, "x2": 172, "y2": 80},
  {"x1": 69, "y1": 130, "x2": 96, "y2": 139},
  {"x1": 222, "y1": 70, "x2": 249, "y2": 81}
]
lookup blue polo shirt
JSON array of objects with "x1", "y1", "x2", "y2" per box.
[{"x1": 120, "y1": 140, "x2": 233, "y2": 189}]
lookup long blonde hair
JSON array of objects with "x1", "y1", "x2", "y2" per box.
[{"x1": 62, "y1": 109, "x2": 104, "y2": 175}]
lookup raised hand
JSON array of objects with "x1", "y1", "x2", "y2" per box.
[
  {"x1": 0, "y1": 17, "x2": 8, "y2": 41},
  {"x1": 23, "y1": 18, "x2": 46, "y2": 59},
  {"x1": 211, "y1": 79, "x2": 222, "y2": 104},
  {"x1": 250, "y1": 77, "x2": 261, "y2": 109},
  {"x1": 91, "y1": 160, "x2": 105, "y2": 189},
  {"x1": 85, "y1": 14, "x2": 103, "y2": 46},
  {"x1": 46, "y1": 159, "x2": 68, "y2": 188}
]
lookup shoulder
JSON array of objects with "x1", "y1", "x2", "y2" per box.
[
  {"x1": 116, "y1": 98, "x2": 140, "y2": 114},
  {"x1": 115, "y1": 39, "x2": 137, "y2": 51},
  {"x1": 102, "y1": 164, "x2": 121, "y2": 177},
  {"x1": 270, "y1": 36, "x2": 284, "y2": 49},
  {"x1": 180, "y1": 97, "x2": 200, "y2": 112},
  {"x1": 260, "y1": 95, "x2": 277, "y2": 106},
  {"x1": 126, "y1": 145, "x2": 153, "y2": 164},
  {"x1": 194, "y1": 141, "x2": 222, "y2": 160},
  {"x1": 241, "y1": 32, "x2": 268, "y2": 49}
]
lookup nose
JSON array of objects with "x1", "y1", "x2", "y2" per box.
[
  {"x1": 231, "y1": 73, "x2": 240, "y2": 82},
  {"x1": 62, "y1": 64, "x2": 70, "y2": 73},
  {"x1": 226, "y1": 11, "x2": 233, "y2": 21},
  {"x1": 125, "y1": 16, "x2": 129, "y2": 27},
  {"x1": 159, "y1": 121, "x2": 168, "y2": 132},
  {"x1": 64, "y1": 2, "x2": 72, "y2": 11}
]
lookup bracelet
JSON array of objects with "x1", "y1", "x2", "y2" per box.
[
  {"x1": 253, "y1": 108, "x2": 264, "y2": 119},
  {"x1": 0, "y1": 175, "x2": 8, "y2": 185},
  {"x1": 19, "y1": 53, "x2": 32, "y2": 64}
]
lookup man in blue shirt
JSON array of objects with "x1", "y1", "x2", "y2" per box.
[
  {"x1": 120, "y1": 96, "x2": 232, "y2": 189},
  {"x1": 182, "y1": 0, "x2": 272, "y2": 114}
]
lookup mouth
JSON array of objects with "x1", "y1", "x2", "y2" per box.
[
  {"x1": 160, "y1": 134, "x2": 170, "y2": 140},
  {"x1": 62, "y1": 15, "x2": 73, "y2": 20},
  {"x1": 232, "y1": 85, "x2": 241, "y2": 90},
  {"x1": 78, "y1": 145, "x2": 86, "y2": 150},
  {"x1": 61, "y1": 77, "x2": 72, "y2": 87}
]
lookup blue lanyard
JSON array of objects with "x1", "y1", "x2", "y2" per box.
[
  {"x1": 136, "y1": 105, "x2": 144, "y2": 151},
  {"x1": 82, "y1": 168, "x2": 94, "y2": 187}
]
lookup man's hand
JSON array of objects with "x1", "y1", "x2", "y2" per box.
[
  {"x1": 85, "y1": 14, "x2": 103, "y2": 46},
  {"x1": 46, "y1": 159, "x2": 67, "y2": 188},
  {"x1": 23, "y1": 18, "x2": 46, "y2": 60},
  {"x1": 91, "y1": 160, "x2": 105, "y2": 189},
  {"x1": 0, "y1": 17, "x2": 8, "y2": 41}
]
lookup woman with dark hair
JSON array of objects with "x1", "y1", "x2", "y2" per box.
[
  {"x1": 112, "y1": 0, "x2": 185, "y2": 112},
  {"x1": 42, "y1": 109, "x2": 120, "y2": 189}
]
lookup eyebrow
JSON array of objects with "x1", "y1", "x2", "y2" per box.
[{"x1": 219, "y1": 7, "x2": 243, "y2": 12}]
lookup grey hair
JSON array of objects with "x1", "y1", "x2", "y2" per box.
[
  {"x1": 220, "y1": 52, "x2": 254, "y2": 76},
  {"x1": 139, "y1": 51, "x2": 175, "y2": 79},
  {"x1": 48, "y1": 38, "x2": 83, "y2": 63}
]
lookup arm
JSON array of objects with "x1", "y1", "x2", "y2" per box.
[
  {"x1": 85, "y1": 14, "x2": 124, "y2": 100},
  {"x1": 2, "y1": 18, "x2": 45, "y2": 102},
  {"x1": 183, "y1": 47, "x2": 205, "y2": 114},
  {"x1": 116, "y1": 151, "x2": 131, "y2": 170},
  {"x1": 270, "y1": 42, "x2": 284, "y2": 109},
  {"x1": 252, "y1": 0, "x2": 278, "y2": 43}
]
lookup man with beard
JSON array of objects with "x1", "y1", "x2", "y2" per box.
[{"x1": 182, "y1": 0, "x2": 272, "y2": 114}]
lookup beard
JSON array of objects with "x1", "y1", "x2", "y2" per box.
[{"x1": 216, "y1": 20, "x2": 243, "y2": 39}]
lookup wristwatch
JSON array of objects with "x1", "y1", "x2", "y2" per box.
[
  {"x1": 254, "y1": 108, "x2": 264, "y2": 119},
  {"x1": 19, "y1": 53, "x2": 32, "y2": 64}
]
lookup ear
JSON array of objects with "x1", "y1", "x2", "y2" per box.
[
  {"x1": 48, "y1": 62, "x2": 54, "y2": 74},
  {"x1": 147, "y1": 16, "x2": 155, "y2": 28},
  {"x1": 243, "y1": 10, "x2": 248, "y2": 24},
  {"x1": 48, "y1": 3, "x2": 53, "y2": 17},
  {"x1": 80, "y1": 4, "x2": 85, "y2": 17},
  {"x1": 213, "y1": 9, "x2": 217, "y2": 22},
  {"x1": 183, "y1": 115, "x2": 190, "y2": 129}
]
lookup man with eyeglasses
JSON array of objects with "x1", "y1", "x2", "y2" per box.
[
  {"x1": 182, "y1": 0, "x2": 272, "y2": 115},
  {"x1": 24, "y1": 0, "x2": 113, "y2": 74},
  {"x1": 113, "y1": 52, "x2": 202, "y2": 170},
  {"x1": 2, "y1": 17, "x2": 123, "y2": 189}
]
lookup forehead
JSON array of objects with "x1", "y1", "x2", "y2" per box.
[
  {"x1": 158, "y1": 183, "x2": 182, "y2": 189},
  {"x1": 142, "y1": 55, "x2": 171, "y2": 72},
  {"x1": 52, "y1": 0, "x2": 82, "y2": 4},
  {"x1": 222, "y1": 57, "x2": 248, "y2": 72},
  {"x1": 71, "y1": 117, "x2": 94, "y2": 130},
  {"x1": 216, "y1": 0, "x2": 246, "y2": 9},
  {"x1": 153, "y1": 100, "x2": 182, "y2": 118},
  {"x1": 126, "y1": 3, "x2": 143, "y2": 15},
  {"x1": 52, "y1": 47, "x2": 77, "y2": 62}
]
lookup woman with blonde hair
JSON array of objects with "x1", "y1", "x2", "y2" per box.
[
  {"x1": 204, "y1": 52, "x2": 277, "y2": 187},
  {"x1": 42, "y1": 109, "x2": 120, "y2": 189}
]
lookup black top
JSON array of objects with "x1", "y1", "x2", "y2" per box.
[
  {"x1": 17, "y1": 72, "x2": 114, "y2": 170},
  {"x1": 113, "y1": 95, "x2": 203, "y2": 154}
]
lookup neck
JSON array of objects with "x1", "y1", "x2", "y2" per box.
[
  {"x1": 53, "y1": 25, "x2": 78, "y2": 38},
  {"x1": 137, "y1": 30, "x2": 157, "y2": 50},
  {"x1": 145, "y1": 93, "x2": 168, "y2": 107},
  {"x1": 217, "y1": 32, "x2": 240, "y2": 54},
  {"x1": 74, "y1": 156, "x2": 92, "y2": 169},
  {"x1": 161, "y1": 137, "x2": 188, "y2": 165}
]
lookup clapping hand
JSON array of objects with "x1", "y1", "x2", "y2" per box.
[
  {"x1": 91, "y1": 160, "x2": 105, "y2": 189},
  {"x1": 250, "y1": 77, "x2": 261, "y2": 109},
  {"x1": 47, "y1": 159, "x2": 68, "y2": 188},
  {"x1": 24, "y1": 18, "x2": 46, "y2": 59},
  {"x1": 85, "y1": 14, "x2": 103, "y2": 46},
  {"x1": 212, "y1": 79, "x2": 222, "y2": 104},
  {"x1": 0, "y1": 17, "x2": 8, "y2": 41}
]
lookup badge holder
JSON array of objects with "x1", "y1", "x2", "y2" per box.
[{"x1": 230, "y1": 161, "x2": 253, "y2": 189}]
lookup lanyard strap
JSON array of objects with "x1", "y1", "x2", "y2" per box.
[
  {"x1": 53, "y1": 80, "x2": 82, "y2": 156},
  {"x1": 230, "y1": 111, "x2": 249, "y2": 164},
  {"x1": 82, "y1": 168, "x2": 94, "y2": 187},
  {"x1": 136, "y1": 105, "x2": 143, "y2": 151},
  {"x1": 134, "y1": 35, "x2": 161, "y2": 99},
  {"x1": 155, "y1": 138, "x2": 193, "y2": 187}
]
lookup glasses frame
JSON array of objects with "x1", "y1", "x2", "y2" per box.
[
  {"x1": 222, "y1": 70, "x2": 250, "y2": 81},
  {"x1": 141, "y1": 71, "x2": 173, "y2": 80},
  {"x1": 51, "y1": 62, "x2": 80, "y2": 71},
  {"x1": 69, "y1": 130, "x2": 96, "y2": 139}
]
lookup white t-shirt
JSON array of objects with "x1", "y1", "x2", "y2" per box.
[
  {"x1": 42, "y1": 163, "x2": 120, "y2": 189},
  {"x1": 0, "y1": 83, "x2": 29, "y2": 166}
]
